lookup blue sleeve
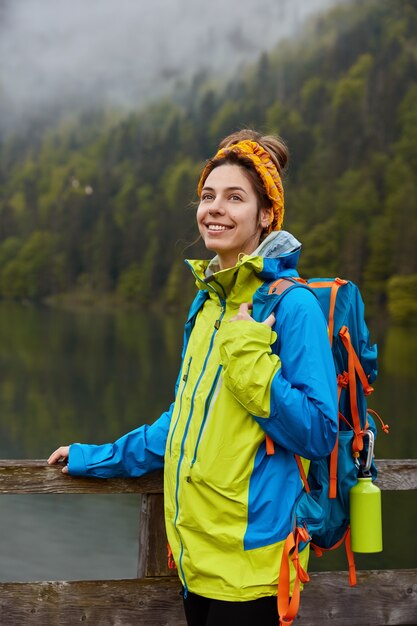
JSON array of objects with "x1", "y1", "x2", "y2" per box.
[
  {"x1": 68, "y1": 403, "x2": 174, "y2": 478},
  {"x1": 253, "y1": 287, "x2": 338, "y2": 460}
]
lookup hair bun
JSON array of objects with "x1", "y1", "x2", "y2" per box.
[{"x1": 219, "y1": 129, "x2": 288, "y2": 175}]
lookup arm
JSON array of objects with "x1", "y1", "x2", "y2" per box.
[
  {"x1": 218, "y1": 289, "x2": 338, "y2": 460},
  {"x1": 48, "y1": 404, "x2": 173, "y2": 477}
]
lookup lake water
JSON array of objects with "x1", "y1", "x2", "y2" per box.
[{"x1": 0, "y1": 302, "x2": 415, "y2": 582}]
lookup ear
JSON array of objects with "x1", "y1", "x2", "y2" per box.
[{"x1": 259, "y1": 207, "x2": 272, "y2": 229}]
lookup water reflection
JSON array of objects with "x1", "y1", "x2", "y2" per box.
[
  {"x1": 0, "y1": 303, "x2": 415, "y2": 581},
  {"x1": 0, "y1": 302, "x2": 183, "y2": 582},
  {"x1": 0, "y1": 302, "x2": 182, "y2": 458}
]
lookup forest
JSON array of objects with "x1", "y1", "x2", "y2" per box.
[{"x1": 0, "y1": 0, "x2": 416, "y2": 323}]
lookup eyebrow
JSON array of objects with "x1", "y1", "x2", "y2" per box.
[{"x1": 201, "y1": 185, "x2": 248, "y2": 194}]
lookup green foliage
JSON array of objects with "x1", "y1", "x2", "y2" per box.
[
  {"x1": 1, "y1": 231, "x2": 58, "y2": 299},
  {"x1": 163, "y1": 263, "x2": 185, "y2": 308},
  {"x1": 298, "y1": 218, "x2": 340, "y2": 279},
  {"x1": 395, "y1": 84, "x2": 417, "y2": 170},
  {"x1": 117, "y1": 263, "x2": 143, "y2": 303},
  {"x1": 164, "y1": 158, "x2": 200, "y2": 211},
  {"x1": 0, "y1": 0, "x2": 416, "y2": 318},
  {"x1": 0, "y1": 237, "x2": 22, "y2": 268},
  {"x1": 209, "y1": 101, "x2": 242, "y2": 145},
  {"x1": 387, "y1": 275, "x2": 417, "y2": 324},
  {"x1": 331, "y1": 53, "x2": 372, "y2": 111}
]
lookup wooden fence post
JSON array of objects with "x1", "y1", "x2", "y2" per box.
[{"x1": 137, "y1": 493, "x2": 177, "y2": 578}]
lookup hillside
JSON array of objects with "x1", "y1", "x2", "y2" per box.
[{"x1": 0, "y1": 0, "x2": 416, "y2": 322}]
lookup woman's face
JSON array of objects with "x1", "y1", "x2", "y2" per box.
[{"x1": 197, "y1": 164, "x2": 270, "y2": 270}]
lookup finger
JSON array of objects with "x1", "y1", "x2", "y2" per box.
[
  {"x1": 47, "y1": 450, "x2": 60, "y2": 465},
  {"x1": 47, "y1": 447, "x2": 68, "y2": 465},
  {"x1": 62, "y1": 465, "x2": 69, "y2": 474},
  {"x1": 262, "y1": 312, "x2": 276, "y2": 328},
  {"x1": 47, "y1": 449, "x2": 61, "y2": 465}
]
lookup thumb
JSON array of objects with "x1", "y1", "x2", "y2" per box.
[{"x1": 239, "y1": 302, "x2": 252, "y2": 315}]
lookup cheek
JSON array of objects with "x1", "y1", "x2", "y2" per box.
[
  {"x1": 242, "y1": 207, "x2": 261, "y2": 228},
  {"x1": 196, "y1": 205, "x2": 206, "y2": 235}
]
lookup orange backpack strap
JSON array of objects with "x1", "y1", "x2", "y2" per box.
[
  {"x1": 345, "y1": 526, "x2": 357, "y2": 586},
  {"x1": 294, "y1": 454, "x2": 310, "y2": 493},
  {"x1": 367, "y1": 408, "x2": 389, "y2": 434},
  {"x1": 307, "y1": 278, "x2": 347, "y2": 346},
  {"x1": 307, "y1": 279, "x2": 349, "y2": 493},
  {"x1": 339, "y1": 325, "x2": 374, "y2": 452},
  {"x1": 328, "y1": 434, "x2": 339, "y2": 499},
  {"x1": 310, "y1": 527, "x2": 357, "y2": 586},
  {"x1": 167, "y1": 543, "x2": 176, "y2": 570},
  {"x1": 277, "y1": 526, "x2": 310, "y2": 626},
  {"x1": 268, "y1": 278, "x2": 297, "y2": 296},
  {"x1": 351, "y1": 348, "x2": 374, "y2": 396}
]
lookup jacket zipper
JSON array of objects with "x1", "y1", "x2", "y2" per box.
[
  {"x1": 173, "y1": 270, "x2": 226, "y2": 597},
  {"x1": 190, "y1": 364, "x2": 223, "y2": 468},
  {"x1": 169, "y1": 357, "x2": 192, "y2": 456}
]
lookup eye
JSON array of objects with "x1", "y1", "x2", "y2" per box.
[
  {"x1": 230, "y1": 194, "x2": 242, "y2": 201},
  {"x1": 201, "y1": 192, "x2": 214, "y2": 201}
]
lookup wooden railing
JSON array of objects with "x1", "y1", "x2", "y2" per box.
[{"x1": 0, "y1": 459, "x2": 416, "y2": 625}]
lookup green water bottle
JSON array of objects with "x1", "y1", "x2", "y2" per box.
[{"x1": 349, "y1": 430, "x2": 383, "y2": 553}]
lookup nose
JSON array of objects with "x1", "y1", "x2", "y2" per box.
[{"x1": 208, "y1": 196, "x2": 225, "y2": 215}]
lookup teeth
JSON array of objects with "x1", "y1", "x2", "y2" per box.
[{"x1": 208, "y1": 224, "x2": 228, "y2": 231}]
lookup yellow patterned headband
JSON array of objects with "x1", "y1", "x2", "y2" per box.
[{"x1": 197, "y1": 139, "x2": 284, "y2": 232}]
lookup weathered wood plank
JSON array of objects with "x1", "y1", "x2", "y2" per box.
[
  {"x1": 0, "y1": 570, "x2": 415, "y2": 626},
  {"x1": 0, "y1": 577, "x2": 186, "y2": 626},
  {"x1": 375, "y1": 459, "x2": 417, "y2": 491},
  {"x1": 303, "y1": 568, "x2": 417, "y2": 625},
  {"x1": 0, "y1": 462, "x2": 163, "y2": 494},
  {"x1": 138, "y1": 493, "x2": 176, "y2": 577},
  {"x1": 0, "y1": 459, "x2": 415, "y2": 494}
]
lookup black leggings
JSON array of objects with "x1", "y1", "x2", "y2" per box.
[{"x1": 182, "y1": 590, "x2": 278, "y2": 626}]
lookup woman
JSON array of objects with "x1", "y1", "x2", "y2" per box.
[{"x1": 48, "y1": 129, "x2": 338, "y2": 625}]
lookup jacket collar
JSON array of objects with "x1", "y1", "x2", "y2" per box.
[{"x1": 185, "y1": 230, "x2": 302, "y2": 303}]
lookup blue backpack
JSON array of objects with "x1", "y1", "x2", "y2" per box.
[{"x1": 264, "y1": 277, "x2": 388, "y2": 626}]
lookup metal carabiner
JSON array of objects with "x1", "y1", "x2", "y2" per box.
[{"x1": 362, "y1": 429, "x2": 375, "y2": 476}]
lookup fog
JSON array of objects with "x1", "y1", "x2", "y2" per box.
[{"x1": 0, "y1": 0, "x2": 350, "y2": 132}]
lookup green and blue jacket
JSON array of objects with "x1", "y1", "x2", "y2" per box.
[{"x1": 68, "y1": 231, "x2": 338, "y2": 601}]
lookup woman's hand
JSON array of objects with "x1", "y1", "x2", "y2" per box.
[
  {"x1": 47, "y1": 446, "x2": 70, "y2": 474},
  {"x1": 230, "y1": 302, "x2": 275, "y2": 327}
]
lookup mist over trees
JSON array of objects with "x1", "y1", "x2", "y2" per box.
[
  {"x1": 0, "y1": 0, "x2": 348, "y2": 135},
  {"x1": 0, "y1": 0, "x2": 416, "y2": 323}
]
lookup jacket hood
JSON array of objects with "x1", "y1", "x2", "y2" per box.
[
  {"x1": 253, "y1": 230, "x2": 301, "y2": 281},
  {"x1": 254, "y1": 230, "x2": 301, "y2": 259}
]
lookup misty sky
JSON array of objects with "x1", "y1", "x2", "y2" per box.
[{"x1": 0, "y1": 0, "x2": 349, "y2": 131}]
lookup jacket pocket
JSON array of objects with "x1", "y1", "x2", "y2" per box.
[
  {"x1": 169, "y1": 357, "x2": 192, "y2": 456},
  {"x1": 190, "y1": 364, "x2": 222, "y2": 467}
]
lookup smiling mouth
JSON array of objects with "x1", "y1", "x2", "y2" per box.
[{"x1": 206, "y1": 224, "x2": 232, "y2": 231}]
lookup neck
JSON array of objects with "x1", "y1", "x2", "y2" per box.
[
  {"x1": 216, "y1": 234, "x2": 264, "y2": 270},
  {"x1": 217, "y1": 253, "x2": 238, "y2": 271}
]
